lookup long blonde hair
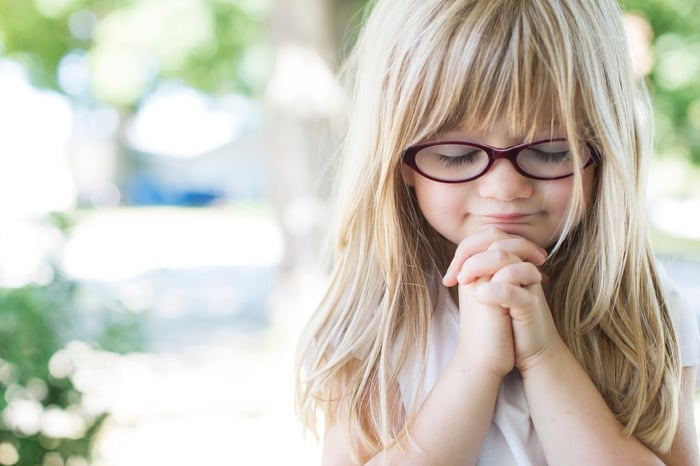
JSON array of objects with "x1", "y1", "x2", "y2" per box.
[{"x1": 296, "y1": 0, "x2": 680, "y2": 457}]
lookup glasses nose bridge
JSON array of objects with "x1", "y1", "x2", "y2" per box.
[{"x1": 487, "y1": 146, "x2": 522, "y2": 171}]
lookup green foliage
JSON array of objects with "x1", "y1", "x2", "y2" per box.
[
  {"x1": 625, "y1": 0, "x2": 700, "y2": 36},
  {"x1": 0, "y1": 249, "x2": 144, "y2": 465},
  {"x1": 1, "y1": 281, "x2": 88, "y2": 465},
  {"x1": 170, "y1": 0, "x2": 269, "y2": 96},
  {"x1": 624, "y1": 0, "x2": 700, "y2": 167},
  {"x1": 0, "y1": 0, "x2": 129, "y2": 90},
  {"x1": 0, "y1": 0, "x2": 77, "y2": 90},
  {"x1": 0, "y1": 0, "x2": 268, "y2": 106}
]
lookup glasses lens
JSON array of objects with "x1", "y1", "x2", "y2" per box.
[
  {"x1": 517, "y1": 141, "x2": 579, "y2": 178},
  {"x1": 414, "y1": 144, "x2": 489, "y2": 181}
]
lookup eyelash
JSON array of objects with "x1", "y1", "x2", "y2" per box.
[
  {"x1": 437, "y1": 152, "x2": 481, "y2": 166},
  {"x1": 528, "y1": 150, "x2": 571, "y2": 163}
]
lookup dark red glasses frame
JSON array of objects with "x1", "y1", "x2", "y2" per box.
[{"x1": 401, "y1": 138, "x2": 598, "y2": 183}]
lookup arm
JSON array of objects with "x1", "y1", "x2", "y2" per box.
[
  {"x1": 364, "y1": 344, "x2": 504, "y2": 466},
  {"x1": 476, "y1": 276, "x2": 699, "y2": 465},
  {"x1": 448, "y1": 229, "x2": 698, "y2": 465},
  {"x1": 521, "y1": 344, "x2": 700, "y2": 465},
  {"x1": 360, "y1": 232, "x2": 551, "y2": 464},
  {"x1": 520, "y1": 335, "x2": 666, "y2": 465},
  {"x1": 321, "y1": 290, "x2": 510, "y2": 466},
  {"x1": 322, "y1": 228, "x2": 549, "y2": 465},
  {"x1": 322, "y1": 364, "x2": 700, "y2": 466},
  {"x1": 321, "y1": 356, "x2": 504, "y2": 466},
  {"x1": 656, "y1": 366, "x2": 699, "y2": 466}
]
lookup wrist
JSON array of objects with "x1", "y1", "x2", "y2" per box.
[
  {"x1": 517, "y1": 335, "x2": 568, "y2": 379},
  {"x1": 455, "y1": 342, "x2": 512, "y2": 381}
]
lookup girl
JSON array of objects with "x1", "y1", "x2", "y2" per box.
[{"x1": 295, "y1": 0, "x2": 700, "y2": 464}]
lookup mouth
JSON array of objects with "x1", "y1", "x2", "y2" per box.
[
  {"x1": 478, "y1": 215, "x2": 535, "y2": 237},
  {"x1": 481, "y1": 213, "x2": 534, "y2": 222}
]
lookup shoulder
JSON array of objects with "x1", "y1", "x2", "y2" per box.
[
  {"x1": 657, "y1": 260, "x2": 700, "y2": 369},
  {"x1": 656, "y1": 366, "x2": 700, "y2": 465}
]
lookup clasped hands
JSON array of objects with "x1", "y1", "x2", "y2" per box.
[{"x1": 442, "y1": 227, "x2": 563, "y2": 378}]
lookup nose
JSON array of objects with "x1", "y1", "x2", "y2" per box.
[{"x1": 477, "y1": 158, "x2": 534, "y2": 201}]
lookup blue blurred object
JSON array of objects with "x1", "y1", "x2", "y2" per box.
[
  {"x1": 121, "y1": 127, "x2": 265, "y2": 207},
  {"x1": 125, "y1": 172, "x2": 224, "y2": 206}
]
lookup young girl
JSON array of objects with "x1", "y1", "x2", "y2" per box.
[{"x1": 295, "y1": 0, "x2": 700, "y2": 464}]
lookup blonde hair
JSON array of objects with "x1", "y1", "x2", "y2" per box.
[{"x1": 296, "y1": 0, "x2": 680, "y2": 458}]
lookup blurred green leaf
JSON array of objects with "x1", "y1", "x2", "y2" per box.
[
  {"x1": 626, "y1": 0, "x2": 700, "y2": 169},
  {"x1": 0, "y1": 217, "x2": 144, "y2": 464},
  {"x1": 0, "y1": 0, "x2": 268, "y2": 106}
]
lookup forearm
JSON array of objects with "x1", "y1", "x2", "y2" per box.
[
  {"x1": 365, "y1": 348, "x2": 502, "y2": 466},
  {"x1": 521, "y1": 339, "x2": 664, "y2": 466}
]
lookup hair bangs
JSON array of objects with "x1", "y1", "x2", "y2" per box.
[{"x1": 401, "y1": 0, "x2": 602, "y2": 146}]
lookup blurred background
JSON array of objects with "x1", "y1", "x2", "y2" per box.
[{"x1": 0, "y1": 0, "x2": 698, "y2": 465}]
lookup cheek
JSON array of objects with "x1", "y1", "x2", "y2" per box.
[
  {"x1": 412, "y1": 182, "x2": 470, "y2": 238},
  {"x1": 545, "y1": 170, "x2": 596, "y2": 222},
  {"x1": 413, "y1": 182, "x2": 466, "y2": 215}
]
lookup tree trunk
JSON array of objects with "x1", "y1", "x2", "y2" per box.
[{"x1": 263, "y1": 0, "x2": 357, "y2": 330}]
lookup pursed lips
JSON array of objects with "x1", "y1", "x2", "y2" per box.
[{"x1": 480, "y1": 213, "x2": 534, "y2": 221}]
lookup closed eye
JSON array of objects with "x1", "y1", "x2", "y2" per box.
[
  {"x1": 435, "y1": 151, "x2": 482, "y2": 167},
  {"x1": 527, "y1": 149, "x2": 572, "y2": 164}
]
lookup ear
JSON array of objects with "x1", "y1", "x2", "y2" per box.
[{"x1": 400, "y1": 163, "x2": 416, "y2": 187}]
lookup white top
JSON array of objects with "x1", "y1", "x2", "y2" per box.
[{"x1": 397, "y1": 279, "x2": 700, "y2": 466}]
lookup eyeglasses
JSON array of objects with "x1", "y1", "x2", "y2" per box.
[{"x1": 402, "y1": 138, "x2": 597, "y2": 183}]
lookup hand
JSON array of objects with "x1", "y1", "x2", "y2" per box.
[
  {"x1": 474, "y1": 271, "x2": 560, "y2": 374},
  {"x1": 443, "y1": 227, "x2": 548, "y2": 287},
  {"x1": 445, "y1": 227, "x2": 558, "y2": 373},
  {"x1": 445, "y1": 228, "x2": 545, "y2": 377},
  {"x1": 457, "y1": 279, "x2": 515, "y2": 378}
]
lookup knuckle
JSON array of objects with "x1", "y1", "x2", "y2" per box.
[
  {"x1": 455, "y1": 239, "x2": 468, "y2": 255},
  {"x1": 522, "y1": 262, "x2": 540, "y2": 274},
  {"x1": 492, "y1": 249, "x2": 510, "y2": 262},
  {"x1": 496, "y1": 283, "x2": 516, "y2": 300},
  {"x1": 487, "y1": 238, "x2": 511, "y2": 252},
  {"x1": 485, "y1": 226, "x2": 504, "y2": 239},
  {"x1": 499, "y1": 266, "x2": 519, "y2": 283},
  {"x1": 455, "y1": 237, "x2": 476, "y2": 259},
  {"x1": 525, "y1": 263, "x2": 543, "y2": 282},
  {"x1": 486, "y1": 241, "x2": 500, "y2": 252}
]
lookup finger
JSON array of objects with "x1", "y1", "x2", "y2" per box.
[
  {"x1": 444, "y1": 228, "x2": 548, "y2": 286},
  {"x1": 474, "y1": 281, "x2": 535, "y2": 309},
  {"x1": 486, "y1": 238, "x2": 548, "y2": 266},
  {"x1": 489, "y1": 262, "x2": 543, "y2": 287},
  {"x1": 456, "y1": 249, "x2": 525, "y2": 285},
  {"x1": 450, "y1": 238, "x2": 547, "y2": 286},
  {"x1": 443, "y1": 227, "x2": 510, "y2": 285}
]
